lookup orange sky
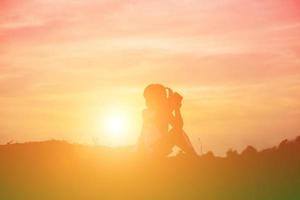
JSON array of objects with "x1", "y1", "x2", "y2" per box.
[{"x1": 1, "y1": 0, "x2": 300, "y2": 155}]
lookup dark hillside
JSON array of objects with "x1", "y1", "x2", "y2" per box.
[{"x1": 0, "y1": 137, "x2": 300, "y2": 200}]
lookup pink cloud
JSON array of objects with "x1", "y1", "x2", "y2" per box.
[{"x1": 1, "y1": 0, "x2": 300, "y2": 153}]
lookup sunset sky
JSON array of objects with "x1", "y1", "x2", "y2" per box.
[{"x1": 1, "y1": 0, "x2": 300, "y2": 155}]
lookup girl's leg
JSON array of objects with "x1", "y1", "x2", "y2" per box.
[{"x1": 170, "y1": 129, "x2": 197, "y2": 155}]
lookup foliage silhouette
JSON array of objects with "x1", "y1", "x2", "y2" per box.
[{"x1": 0, "y1": 136, "x2": 300, "y2": 200}]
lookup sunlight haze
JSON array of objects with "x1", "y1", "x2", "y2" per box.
[{"x1": 1, "y1": 0, "x2": 300, "y2": 155}]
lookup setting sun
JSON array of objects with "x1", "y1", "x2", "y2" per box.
[
  {"x1": 104, "y1": 112, "x2": 126, "y2": 137},
  {"x1": 93, "y1": 104, "x2": 141, "y2": 147},
  {"x1": 98, "y1": 107, "x2": 136, "y2": 146}
]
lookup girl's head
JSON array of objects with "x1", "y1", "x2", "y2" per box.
[{"x1": 143, "y1": 84, "x2": 168, "y2": 110}]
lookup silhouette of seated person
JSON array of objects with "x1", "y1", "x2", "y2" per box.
[{"x1": 138, "y1": 84, "x2": 197, "y2": 156}]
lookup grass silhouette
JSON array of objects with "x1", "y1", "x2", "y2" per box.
[{"x1": 0, "y1": 136, "x2": 300, "y2": 200}]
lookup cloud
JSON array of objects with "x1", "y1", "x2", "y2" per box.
[
  {"x1": 1, "y1": 0, "x2": 299, "y2": 43},
  {"x1": 1, "y1": 0, "x2": 300, "y2": 153}
]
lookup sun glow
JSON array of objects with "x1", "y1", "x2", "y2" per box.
[
  {"x1": 104, "y1": 112, "x2": 127, "y2": 137},
  {"x1": 99, "y1": 107, "x2": 135, "y2": 146},
  {"x1": 93, "y1": 102, "x2": 142, "y2": 147}
]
